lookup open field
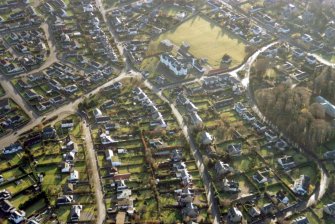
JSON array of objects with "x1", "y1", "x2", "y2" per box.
[{"x1": 147, "y1": 15, "x2": 247, "y2": 68}]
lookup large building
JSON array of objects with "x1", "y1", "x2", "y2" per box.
[{"x1": 160, "y1": 53, "x2": 188, "y2": 76}]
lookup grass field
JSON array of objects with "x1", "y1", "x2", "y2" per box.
[{"x1": 147, "y1": 15, "x2": 247, "y2": 68}]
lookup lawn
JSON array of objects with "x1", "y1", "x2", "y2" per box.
[{"x1": 147, "y1": 15, "x2": 247, "y2": 68}]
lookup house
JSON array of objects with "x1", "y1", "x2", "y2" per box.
[
  {"x1": 253, "y1": 170, "x2": 270, "y2": 184},
  {"x1": 265, "y1": 130, "x2": 277, "y2": 141},
  {"x1": 324, "y1": 26, "x2": 335, "y2": 42},
  {"x1": 189, "y1": 111, "x2": 202, "y2": 125},
  {"x1": 276, "y1": 190, "x2": 289, "y2": 204},
  {"x1": 227, "y1": 143, "x2": 242, "y2": 156},
  {"x1": 0, "y1": 98, "x2": 10, "y2": 111},
  {"x1": 64, "y1": 151, "x2": 76, "y2": 162},
  {"x1": 202, "y1": 132, "x2": 213, "y2": 145},
  {"x1": 3, "y1": 143, "x2": 23, "y2": 155},
  {"x1": 174, "y1": 161, "x2": 187, "y2": 172},
  {"x1": 160, "y1": 53, "x2": 188, "y2": 76},
  {"x1": 222, "y1": 178, "x2": 239, "y2": 193},
  {"x1": 117, "y1": 198, "x2": 134, "y2": 214},
  {"x1": 61, "y1": 162, "x2": 71, "y2": 173},
  {"x1": 43, "y1": 126, "x2": 57, "y2": 139},
  {"x1": 234, "y1": 102, "x2": 247, "y2": 115},
  {"x1": 69, "y1": 170, "x2": 79, "y2": 183},
  {"x1": 104, "y1": 123, "x2": 120, "y2": 131},
  {"x1": 0, "y1": 190, "x2": 11, "y2": 200},
  {"x1": 171, "y1": 149, "x2": 182, "y2": 162},
  {"x1": 0, "y1": 200, "x2": 14, "y2": 213},
  {"x1": 324, "y1": 150, "x2": 335, "y2": 159},
  {"x1": 316, "y1": 96, "x2": 335, "y2": 118},
  {"x1": 102, "y1": 100, "x2": 116, "y2": 109},
  {"x1": 305, "y1": 55, "x2": 317, "y2": 65},
  {"x1": 25, "y1": 89, "x2": 39, "y2": 100},
  {"x1": 243, "y1": 111, "x2": 255, "y2": 122},
  {"x1": 215, "y1": 161, "x2": 233, "y2": 176},
  {"x1": 292, "y1": 175, "x2": 310, "y2": 196},
  {"x1": 227, "y1": 207, "x2": 243, "y2": 223},
  {"x1": 61, "y1": 119, "x2": 74, "y2": 129},
  {"x1": 275, "y1": 139, "x2": 288, "y2": 151},
  {"x1": 9, "y1": 210, "x2": 26, "y2": 224},
  {"x1": 93, "y1": 108, "x2": 110, "y2": 124},
  {"x1": 70, "y1": 205, "x2": 82, "y2": 221},
  {"x1": 180, "y1": 169, "x2": 192, "y2": 186},
  {"x1": 57, "y1": 195, "x2": 74, "y2": 205},
  {"x1": 301, "y1": 34, "x2": 313, "y2": 43},
  {"x1": 100, "y1": 133, "x2": 117, "y2": 145},
  {"x1": 117, "y1": 189, "x2": 132, "y2": 200},
  {"x1": 248, "y1": 206, "x2": 261, "y2": 218},
  {"x1": 323, "y1": 202, "x2": 335, "y2": 216},
  {"x1": 292, "y1": 216, "x2": 310, "y2": 224},
  {"x1": 175, "y1": 188, "x2": 193, "y2": 204},
  {"x1": 182, "y1": 202, "x2": 198, "y2": 220},
  {"x1": 253, "y1": 120, "x2": 267, "y2": 133},
  {"x1": 277, "y1": 155, "x2": 295, "y2": 170},
  {"x1": 261, "y1": 203, "x2": 275, "y2": 214}
]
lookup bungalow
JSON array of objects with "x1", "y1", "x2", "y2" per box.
[
  {"x1": 69, "y1": 170, "x2": 79, "y2": 183},
  {"x1": 227, "y1": 143, "x2": 242, "y2": 156},
  {"x1": 292, "y1": 216, "x2": 310, "y2": 224},
  {"x1": 305, "y1": 55, "x2": 317, "y2": 65},
  {"x1": 93, "y1": 108, "x2": 110, "y2": 124},
  {"x1": 190, "y1": 111, "x2": 203, "y2": 125},
  {"x1": 0, "y1": 200, "x2": 14, "y2": 213},
  {"x1": 292, "y1": 175, "x2": 310, "y2": 196},
  {"x1": 215, "y1": 161, "x2": 233, "y2": 176},
  {"x1": 323, "y1": 202, "x2": 335, "y2": 216},
  {"x1": 117, "y1": 189, "x2": 132, "y2": 200},
  {"x1": 100, "y1": 133, "x2": 118, "y2": 145},
  {"x1": 277, "y1": 155, "x2": 295, "y2": 170},
  {"x1": 275, "y1": 139, "x2": 288, "y2": 151},
  {"x1": 70, "y1": 205, "x2": 82, "y2": 221},
  {"x1": 61, "y1": 162, "x2": 71, "y2": 173},
  {"x1": 3, "y1": 143, "x2": 23, "y2": 155},
  {"x1": 253, "y1": 120, "x2": 267, "y2": 133},
  {"x1": 265, "y1": 130, "x2": 277, "y2": 142},
  {"x1": 64, "y1": 84, "x2": 78, "y2": 93},
  {"x1": 25, "y1": 89, "x2": 39, "y2": 100},
  {"x1": 202, "y1": 132, "x2": 213, "y2": 145},
  {"x1": 222, "y1": 178, "x2": 239, "y2": 193},
  {"x1": 227, "y1": 207, "x2": 243, "y2": 223},
  {"x1": 248, "y1": 206, "x2": 261, "y2": 218},
  {"x1": 57, "y1": 195, "x2": 74, "y2": 205},
  {"x1": 0, "y1": 190, "x2": 11, "y2": 200},
  {"x1": 61, "y1": 119, "x2": 74, "y2": 129},
  {"x1": 117, "y1": 198, "x2": 134, "y2": 214},
  {"x1": 261, "y1": 203, "x2": 275, "y2": 215},
  {"x1": 182, "y1": 202, "x2": 198, "y2": 220},
  {"x1": 180, "y1": 169, "x2": 192, "y2": 186},
  {"x1": 9, "y1": 210, "x2": 26, "y2": 224},
  {"x1": 301, "y1": 34, "x2": 313, "y2": 43},
  {"x1": 234, "y1": 102, "x2": 247, "y2": 115},
  {"x1": 43, "y1": 126, "x2": 57, "y2": 139},
  {"x1": 324, "y1": 150, "x2": 335, "y2": 160},
  {"x1": 242, "y1": 111, "x2": 255, "y2": 122},
  {"x1": 253, "y1": 169, "x2": 270, "y2": 184}
]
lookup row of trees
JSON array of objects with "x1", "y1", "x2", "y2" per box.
[
  {"x1": 313, "y1": 66, "x2": 335, "y2": 102},
  {"x1": 255, "y1": 84, "x2": 334, "y2": 148}
]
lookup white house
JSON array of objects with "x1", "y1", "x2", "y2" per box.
[
  {"x1": 9, "y1": 210, "x2": 26, "y2": 224},
  {"x1": 160, "y1": 53, "x2": 188, "y2": 76},
  {"x1": 292, "y1": 175, "x2": 310, "y2": 196},
  {"x1": 3, "y1": 143, "x2": 23, "y2": 155},
  {"x1": 69, "y1": 170, "x2": 79, "y2": 182}
]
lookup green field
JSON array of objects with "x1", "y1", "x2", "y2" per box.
[{"x1": 147, "y1": 15, "x2": 247, "y2": 68}]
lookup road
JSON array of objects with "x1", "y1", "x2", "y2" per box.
[
  {"x1": 82, "y1": 121, "x2": 106, "y2": 224},
  {"x1": 239, "y1": 42, "x2": 331, "y2": 215},
  {"x1": 0, "y1": 72, "x2": 130, "y2": 146},
  {"x1": 144, "y1": 80, "x2": 221, "y2": 224}
]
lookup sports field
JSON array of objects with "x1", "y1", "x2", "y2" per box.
[{"x1": 147, "y1": 15, "x2": 247, "y2": 68}]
